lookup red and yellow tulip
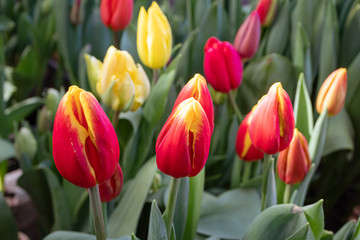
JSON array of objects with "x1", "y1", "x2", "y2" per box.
[
  {"x1": 156, "y1": 98, "x2": 212, "y2": 178},
  {"x1": 99, "y1": 164, "x2": 123, "y2": 202},
  {"x1": 277, "y1": 129, "x2": 311, "y2": 185},
  {"x1": 235, "y1": 111, "x2": 264, "y2": 161},
  {"x1": 248, "y1": 82, "x2": 295, "y2": 154},
  {"x1": 316, "y1": 68, "x2": 347, "y2": 116},
  {"x1": 52, "y1": 86, "x2": 120, "y2": 188},
  {"x1": 255, "y1": 0, "x2": 277, "y2": 26},
  {"x1": 173, "y1": 74, "x2": 214, "y2": 133}
]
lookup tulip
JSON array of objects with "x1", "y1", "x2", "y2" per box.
[
  {"x1": 235, "y1": 111, "x2": 264, "y2": 161},
  {"x1": 96, "y1": 46, "x2": 150, "y2": 111},
  {"x1": 137, "y1": 1, "x2": 172, "y2": 69},
  {"x1": 203, "y1": 37, "x2": 243, "y2": 93},
  {"x1": 316, "y1": 68, "x2": 347, "y2": 116},
  {"x1": 100, "y1": 0, "x2": 133, "y2": 31},
  {"x1": 99, "y1": 164, "x2": 123, "y2": 202},
  {"x1": 84, "y1": 53, "x2": 102, "y2": 97},
  {"x1": 173, "y1": 74, "x2": 214, "y2": 132},
  {"x1": 15, "y1": 127, "x2": 38, "y2": 160},
  {"x1": 233, "y1": 11, "x2": 261, "y2": 60},
  {"x1": 277, "y1": 129, "x2": 311, "y2": 184},
  {"x1": 255, "y1": 0, "x2": 277, "y2": 26},
  {"x1": 53, "y1": 86, "x2": 120, "y2": 188},
  {"x1": 248, "y1": 82, "x2": 295, "y2": 154},
  {"x1": 156, "y1": 98, "x2": 212, "y2": 178}
]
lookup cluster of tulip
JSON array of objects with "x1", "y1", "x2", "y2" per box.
[{"x1": 50, "y1": 0, "x2": 348, "y2": 239}]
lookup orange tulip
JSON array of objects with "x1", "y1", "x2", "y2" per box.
[
  {"x1": 316, "y1": 68, "x2": 347, "y2": 116},
  {"x1": 277, "y1": 129, "x2": 311, "y2": 184},
  {"x1": 248, "y1": 82, "x2": 295, "y2": 154},
  {"x1": 156, "y1": 98, "x2": 212, "y2": 178},
  {"x1": 53, "y1": 86, "x2": 119, "y2": 188}
]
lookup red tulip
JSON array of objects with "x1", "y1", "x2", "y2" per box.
[
  {"x1": 277, "y1": 129, "x2": 311, "y2": 184},
  {"x1": 316, "y1": 68, "x2": 347, "y2": 116},
  {"x1": 233, "y1": 11, "x2": 261, "y2": 60},
  {"x1": 256, "y1": 0, "x2": 277, "y2": 26},
  {"x1": 156, "y1": 98, "x2": 212, "y2": 178},
  {"x1": 248, "y1": 82, "x2": 295, "y2": 154},
  {"x1": 53, "y1": 86, "x2": 120, "y2": 188},
  {"x1": 235, "y1": 111, "x2": 264, "y2": 161},
  {"x1": 203, "y1": 37, "x2": 243, "y2": 93},
  {"x1": 100, "y1": 0, "x2": 133, "y2": 31},
  {"x1": 173, "y1": 74, "x2": 214, "y2": 133},
  {"x1": 99, "y1": 164, "x2": 123, "y2": 202}
]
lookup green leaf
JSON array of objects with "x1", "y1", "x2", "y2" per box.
[
  {"x1": 292, "y1": 163, "x2": 315, "y2": 206},
  {"x1": 345, "y1": 51, "x2": 360, "y2": 107},
  {"x1": 44, "y1": 231, "x2": 131, "y2": 240},
  {"x1": 5, "y1": 97, "x2": 43, "y2": 123},
  {"x1": 302, "y1": 200, "x2": 325, "y2": 240},
  {"x1": 293, "y1": 73, "x2": 314, "y2": 141},
  {"x1": 182, "y1": 169, "x2": 205, "y2": 240},
  {"x1": 309, "y1": 110, "x2": 329, "y2": 167},
  {"x1": 0, "y1": 138, "x2": 14, "y2": 162},
  {"x1": 198, "y1": 188, "x2": 261, "y2": 239},
  {"x1": 238, "y1": 54, "x2": 296, "y2": 113},
  {"x1": 323, "y1": 110, "x2": 354, "y2": 156},
  {"x1": 172, "y1": 177, "x2": 189, "y2": 240},
  {"x1": 243, "y1": 204, "x2": 314, "y2": 240},
  {"x1": 0, "y1": 191, "x2": 18, "y2": 240},
  {"x1": 266, "y1": 0, "x2": 291, "y2": 55},
  {"x1": 320, "y1": 230, "x2": 334, "y2": 240},
  {"x1": 285, "y1": 224, "x2": 310, "y2": 240},
  {"x1": 18, "y1": 167, "x2": 72, "y2": 232},
  {"x1": 148, "y1": 200, "x2": 168, "y2": 240},
  {"x1": 339, "y1": 4, "x2": 360, "y2": 67},
  {"x1": 108, "y1": 157, "x2": 157, "y2": 238},
  {"x1": 0, "y1": 14, "x2": 15, "y2": 32},
  {"x1": 334, "y1": 220, "x2": 356, "y2": 240}
]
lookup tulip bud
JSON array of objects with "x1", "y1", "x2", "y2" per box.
[
  {"x1": 70, "y1": 0, "x2": 82, "y2": 25},
  {"x1": 156, "y1": 98, "x2": 212, "y2": 178},
  {"x1": 316, "y1": 68, "x2": 347, "y2": 116},
  {"x1": 255, "y1": 0, "x2": 278, "y2": 26},
  {"x1": 97, "y1": 46, "x2": 150, "y2": 112},
  {"x1": 235, "y1": 111, "x2": 264, "y2": 161},
  {"x1": 15, "y1": 127, "x2": 38, "y2": 160},
  {"x1": 233, "y1": 11, "x2": 261, "y2": 60},
  {"x1": 203, "y1": 37, "x2": 243, "y2": 93},
  {"x1": 37, "y1": 106, "x2": 52, "y2": 133},
  {"x1": 100, "y1": 0, "x2": 133, "y2": 31},
  {"x1": 137, "y1": 1, "x2": 172, "y2": 69},
  {"x1": 84, "y1": 53, "x2": 103, "y2": 97},
  {"x1": 45, "y1": 88, "x2": 61, "y2": 121},
  {"x1": 173, "y1": 74, "x2": 214, "y2": 133},
  {"x1": 99, "y1": 164, "x2": 123, "y2": 202},
  {"x1": 249, "y1": 82, "x2": 295, "y2": 154},
  {"x1": 53, "y1": 86, "x2": 119, "y2": 188},
  {"x1": 209, "y1": 85, "x2": 227, "y2": 105},
  {"x1": 277, "y1": 129, "x2": 311, "y2": 184}
]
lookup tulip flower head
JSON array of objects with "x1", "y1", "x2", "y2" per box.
[
  {"x1": 255, "y1": 0, "x2": 277, "y2": 26},
  {"x1": 100, "y1": 0, "x2": 133, "y2": 31},
  {"x1": 53, "y1": 86, "x2": 120, "y2": 188},
  {"x1": 233, "y1": 11, "x2": 261, "y2": 60},
  {"x1": 84, "y1": 53, "x2": 103, "y2": 97},
  {"x1": 137, "y1": 1, "x2": 172, "y2": 69},
  {"x1": 249, "y1": 82, "x2": 295, "y2": 154},
  {"x1": 277, "y1": 129, "x2": 311, "y2": 185},
  {"x1": 156, "y1": 98, "x2": 212, "y2": 178},
  {"x1": 99, "y1": 164, "x2": 123, "y2": 202},
  {"x1": 203, "y1": 37, "x2": 243, "y2": 93},
  {"x1": 97, "y1": 46, "x2": 150, "y2": 112},
  {"x1": 235, "y1": 111, "x2": 264, "y2": 161},
  {"x1": 173, "y1": 74, "x2": 214, "y2": 132},
  {"x1": 316, "y1": 68, "x2": 347, "y2": 116}
]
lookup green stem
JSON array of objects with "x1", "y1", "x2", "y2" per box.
[
  {"x1": 163, "y1": 177, "x2": 180, "y2": 239},
  {"x1": 89, "y1": 185, "x2": 106, "y2": 240},
  {"x1": 283, "y1": 184, "x2": 292, "y2": 204},
  {"x1": 152, "y1": 68, "x2": 159, "y2": 85},
  {"x1": 227, "y1": 91, "x2": 243, "y2": 122},
  {"x1": 186, "y1": 0, "x2": 195, "y2": 30},
  {"x1": 113, "y1": 30, "x2": 123, "y2": 49},
  {"x1": 261, "y1": 154, "x2": 271, "y2": 211},
  {"x1": 242, "y1": 161, "x2": 252, "y2": 183},
  {"x1": 101, "y1": 202, "x2": 108, "y2": 235},
  {"x1": 111, "y1": 110, "x2": 120, "y2": 129}
]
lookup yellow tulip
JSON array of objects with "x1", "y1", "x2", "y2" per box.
[
  {"x1": 96, "y1": 46, "x2": 150, "y2": 111},
  {"x1": 137, "y1": 2, "x2": 172, "y2": 69}
]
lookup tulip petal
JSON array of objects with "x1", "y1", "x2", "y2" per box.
[
  {"x1": 137, "y1": 7, "x2": 149, "y2": 67},
  {"x1": 111, "y1": 0, "x2": 133, "y2": 30}
]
